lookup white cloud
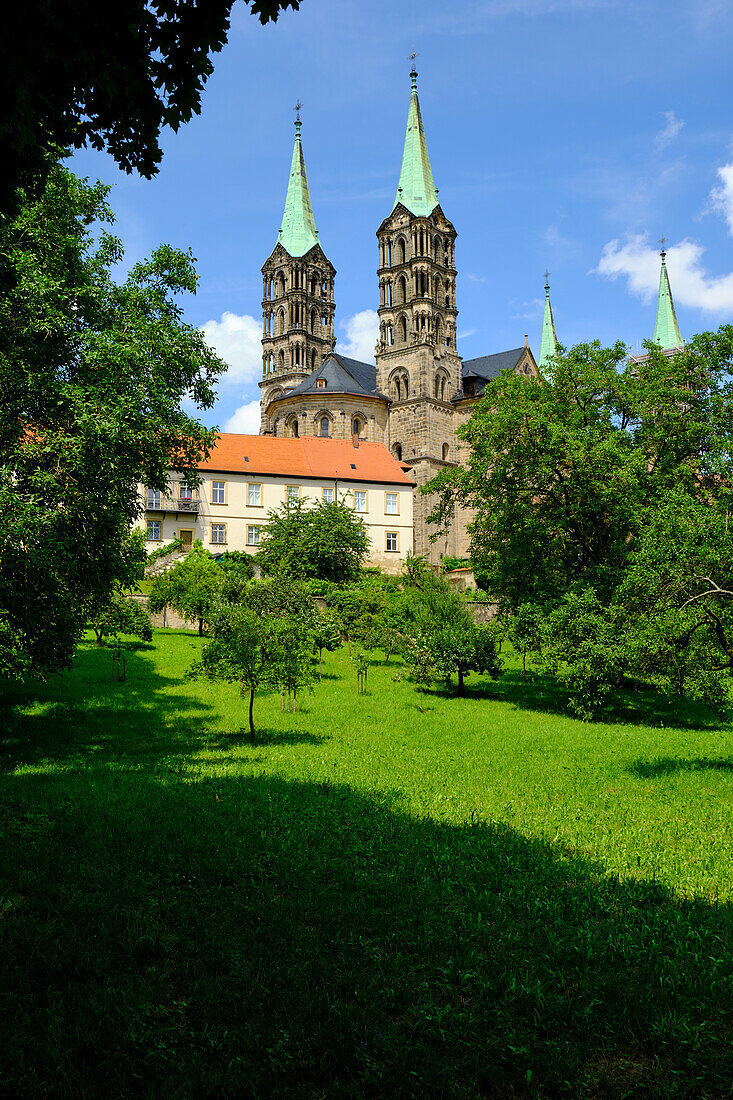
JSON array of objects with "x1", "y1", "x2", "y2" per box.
[
  {"x1": 336, "y1": 310, "x2": 379, "y2": 362},
  {"x1": 653, "y1": 110, "x2": 684, "y2": 153},
  {"x1": 596, "y1": 233, "x2": 733, "y2": 315},
  {"x1": 710, "y1": 162, "x2": 733, "y2": 236},
  {"x1": 201, "y1": 311, "x2": 262, "y2": 384},
  {"x1": 222, "y1": 400, "x2": 262, "y2": 435},
  {"x1": 457, "y1": 328, "x2": 478, "y2": 340}
]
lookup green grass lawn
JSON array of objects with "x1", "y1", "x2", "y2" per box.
[{"x1": 1, "y1": 631, "x2": 732, "y2": 1098}]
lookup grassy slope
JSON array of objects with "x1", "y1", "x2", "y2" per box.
[{"x1": 1, "y1": 631, "x2": 732, "y2": 1098}]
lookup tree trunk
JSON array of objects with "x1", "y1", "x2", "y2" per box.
[
  {"x1": 249, "y1": 686, "x2": 255, "y2": 744},
  {"x1": 198, "y1": 617, "x2": 203, "y2": 637},
  {"x1": 457, "y1": 668, "x2": 464, "y2": 695}
]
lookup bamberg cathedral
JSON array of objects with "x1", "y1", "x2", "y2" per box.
[{"x1": 256, "y1": 66, "x2": 682, "y2": 562}]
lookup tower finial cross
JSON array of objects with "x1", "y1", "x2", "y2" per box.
[
  {"x1": 408, "y1": 49, "x2": 419, "y2": 74},
  {"x1": 544, "y1": 269, "x2": 551, "y2": 284},
  {"x1": 659, "y1": 234, "x2": 667, "y2": 253},
  {"x1": 293, "y1": 99, "x2": 303, "y2": 121}
]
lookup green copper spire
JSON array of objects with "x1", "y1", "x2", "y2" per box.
[
  {"x1": 277, "y1": 110, "x2": 319, "y2": 258},
  {"x1": 538, "y1": 273, "x2": 558, "y2": 369},
  {"x1": 653, "y1": 244, "x2": 683, "y2": 350},
  {"x1": 392, "y1": 65, "x2": 439, "y2": 216}
]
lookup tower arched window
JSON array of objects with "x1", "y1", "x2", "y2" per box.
[
  {"x1": 320, "y1": 417, "x2": 329, "y2": 438},
  {"x1": 397, "y1": 275, "x2": 407, "y2": 304},
  {"x1": 394, "y1": 377, "x2": 401, "y2": 400},
  {"x1": 278, "y1": 350, "x2": 285, "y2": 370},
  {"x1": 386, "y1": 282, "x2": 392, "y2": 306},
  {"x1": 399, "y1": 316, "x2": 407, "y2": 343},
  {"x1": 292, "y1": 420, "x2": 299, "y2": 438},
  {"x1": 352, "y1": 418, "x2": 362, "y2": 438},
  {"x1": 394, "y1": 443, "x2": 402, "y2": 461},
  {"x1": 398, "y1": 238, "x2": 406, "y2": 265},
  {"x1": 403, "y1": 374, "x2": 409, "y2": 399},
  {"x1": 442, "y1": 443, "x2": 449, "y2": 460}
]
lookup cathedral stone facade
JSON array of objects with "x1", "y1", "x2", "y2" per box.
[{"x1": 258, "y1": 72, "x2": 539, "y2": 562}]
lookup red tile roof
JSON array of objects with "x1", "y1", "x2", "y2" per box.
[{"x1": 198, "y1": 434, "x2": 416, "y2": 486}]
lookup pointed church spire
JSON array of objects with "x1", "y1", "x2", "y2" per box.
[
  {"x1": 653, "y1": 241, "x2": 683, "y2": 350},
  {"x1": 393, "y1": 62, "x2": 439, "y2": 217},
  {"x1": 538, "y1": 272, "x2": 558, "y2": 369},
  {"x1": 277, "y1": 107, "x2": 319, "y2": 258}
]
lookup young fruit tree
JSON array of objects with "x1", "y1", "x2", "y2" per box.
[{"x1": 148, "y1": 542, "x2": 223, "y2": 636}]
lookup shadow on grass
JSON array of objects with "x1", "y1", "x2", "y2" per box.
[
  {"x1": 629, "y1": 756, "x2": 733, "y2": 779},
  {"x1": 204, "y1": 728, "x2": 327, "y2": 747},
  {"x1": 437, "y1": 668, "x2": 728, "y2": 731},
  {"x1": 0, "y1": 767, "x2": 731, "y2": 1099}
]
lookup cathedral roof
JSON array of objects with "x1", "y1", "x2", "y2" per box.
[
  {"x1": 461, "y1": 348, "x2": 527, "y2": 394},
  {"x1": 276, "y1": 117, "x2": 320, "y2": 258},
  {"x1": 392, "y1": 67, "x2": 439, "y2": 218},
  {"x1": 282, "y1": 353, "x2": 385, "y2": 401},
  {"x1": 653, "y1": 249, "x2": 684, "y2": 350}
]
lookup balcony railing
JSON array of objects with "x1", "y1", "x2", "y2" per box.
[{"x1": 146, "y1": 494, "x2": 200, "y2": 514}]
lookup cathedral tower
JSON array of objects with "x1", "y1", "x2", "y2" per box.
[
  {"x1": 653, "y1": 244, "x2": 683, "y2": 351},
  {"x1": 375, "y1": 65, "x2": 464, "y2": 560},
  {"x1": 260, "y1": 113, "x2": 336, "y2": 433},
  {"x1": 538, "y1": 274, "x2": 559, "y2": 369}
]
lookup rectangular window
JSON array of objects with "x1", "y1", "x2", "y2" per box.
[
  {"x1": 147, "y1": 489, "x2": 161, "y2": 509},
  {"x1": 247, "y1": 525, "x2": 261, "y2": 546},
  {"x1": 286, "y1": 485, "x2": 300, "y2": 503},
  {"x1": 386, "y1": 531, "x2": 399, "y2": 552},
  {"x1": 211, "y1": 480, "x2": 226, "y2": 504},
  {"x1": 322, "y1": 487, "x2": 334, "y2": 504},
  {"x1": 385, "y1": 492, "x2": 399, "y2": 515},
  {"x1": 179, "y1": 482, "x2": 193, "y2": 501},
  {"x1": 353, "y1": 490, "x2": 367, "y2": 512},
  {"x1": 316, "y1": 378, "x2": 327, "y2": 389},
  {"x1": 248, "y1": 483, "x2": 262, "y2": 507},
  {"x1": 147, "y1": 520, "x2": 161, "y2": 541},
  {"x1": 211, "y1": 523, "x2": 226, "y2": 545}
]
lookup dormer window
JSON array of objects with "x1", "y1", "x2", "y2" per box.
[{"x1": 316, "y1": 379, "x2": 327, "y2": 389}]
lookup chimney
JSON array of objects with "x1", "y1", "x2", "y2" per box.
[{"x1": 524, "y1": 334, "x2": 529, "y2": 348}]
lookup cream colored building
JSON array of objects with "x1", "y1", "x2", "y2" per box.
[{"x1": 138, "y1": 433, "x2": 415, "y2": 573}]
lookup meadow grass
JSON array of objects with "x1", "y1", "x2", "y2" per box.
[{"x1": 1, "y1": 630, "x2": 732, "y2": 1098}]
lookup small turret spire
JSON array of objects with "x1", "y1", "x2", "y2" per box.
[
  {"x1": 538, "y1": 271, "x2": 559, "y2": 369},
  {"x1": 653, "y1": 239, "x2": 683, "y2": 350},
  {"x1": 277, "y1": 105, "x2": 319, "y2": 258},
  {"x1": 393, "y1": 58, "x2": 439, "y2": 217}
]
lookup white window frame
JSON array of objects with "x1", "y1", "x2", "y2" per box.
[
  {"x1": 353, "y1": 490, "x2": 367, "y2": 513},
  {"x1": 247, "y1": 525, "x2": 262, "y2": 546},
  {"x1": 248, "y1": 483, "x2": 263, "y2": 507},
  {"x1": 179, "y1": 482, "x2": 194, "y2": 501},
  {"x1": 211, "y1": 523, "x2": 227, "y2": 545},
  {"x1": 286, "y1": 485, "x2": 300, "y2": 504},
  {"x1": 147, "y1": 489, "x2": 161, "y2": 509},
  {"x1": 385, "y1": 491, "x2": 399, "y2": 515},
  {"x1": 385, "y1": 531, "x2": 399, "y2": 552},
  {"x1": 211, "y1": 480, "x2": 226, "y2": 505},
  {"x1": 322, "y1": 487, "x2": 334, "y2": 504},
  {"x1": 147, "y1": 520, "x2": 161, "y2": 542}
]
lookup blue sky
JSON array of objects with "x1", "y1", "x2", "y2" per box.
[{"x1": 71, "y1": 0, "x2": 733, "y2": 433}]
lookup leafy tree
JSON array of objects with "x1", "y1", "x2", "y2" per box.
[
  {"x1": 429, "y1": 621, "x2": 502, "y2": 696},
  {"x1": 426, "y1": 332, "x2": 733, "y2": 715},
  {"x1": 90, "y1": 594, "x2": 153, "y2": 649},
  {"x1": 189, "y1": 580, "x2": 318, "y2": 739},
  {"x1": 148, "y1": 542, "x2": 223, "y2": 636},
  {"x1": 507, "y1": 603, "x2": 545, "y2": 678},
  {"x1": 0, "y1": 163, "x2": 221, "y2": 677},
  {"x1": 188, "y1": 604, "x2": 281, "y2": 743},
  {"x1": 1, "y1": 0, "x2": 301, "y2": 211},
  {"x1": 311, "y1": 614, "x2": 341, "y2": 678},
  {"x1": 257, "y1": 498, "x2": 370, "y2": 584},
  {"x1": 405, "y1": 635, "x2": 436, "y2": 712}
]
